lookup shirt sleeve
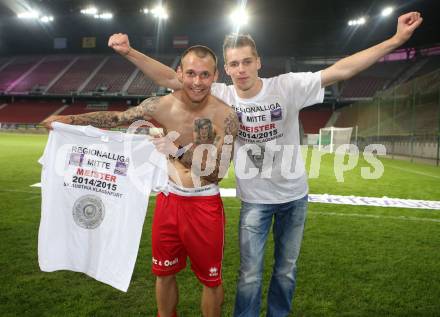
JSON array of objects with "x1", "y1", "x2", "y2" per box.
[
  {"x1": 211, "y1": 82, "x2": 228, "y2": 100},
  {"x1": 278, "y1": 71, "x2": 325, "y2": 110},
  {"x1": 38, "y1": 131, "x2": 54, "y2": 166}
]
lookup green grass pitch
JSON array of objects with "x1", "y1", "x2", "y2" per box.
[{"x1": 1, "y1": 133, "x2": 439, "y2": 316}]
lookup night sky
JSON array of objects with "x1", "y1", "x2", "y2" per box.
[{"x1": 0, "y1": 0, "x2": 438, "y2": 56}]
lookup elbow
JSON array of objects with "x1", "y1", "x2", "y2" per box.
[
  {"x1": 333, "y1": 67, "x2": 355, "y2": 82},
  {"x1": 159, "y1": 77, "x2": 180, "y2": 91},
  {"x1": 341, "y1": 69, "x2": 357, "y2": 81}
]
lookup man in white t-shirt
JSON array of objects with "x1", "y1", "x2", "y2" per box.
[{"x1": 107, "y1": 12, "x2": 422, "y2": 317}]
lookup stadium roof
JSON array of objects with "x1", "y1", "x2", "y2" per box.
[{"x1": 0, "y1": 0, "x2": 438, "y2": 56}]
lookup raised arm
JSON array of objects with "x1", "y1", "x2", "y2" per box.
[
  {"x1": 321, "y1": 12, "x2": 423, "y2": 87},
  {"x1": 41, "y1": 97, "x2": 160, "y2": 129},
  {"x1": 108, "y1": 33, "x2": 182, "y2": 90}
]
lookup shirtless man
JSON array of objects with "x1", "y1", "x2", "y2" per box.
[{"x1": 42, "y1": 45, "x2": 239, "y2": 317}]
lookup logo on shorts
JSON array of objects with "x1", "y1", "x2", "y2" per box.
[
  {"x1": 209, "y1": 267, "x2": 218, "y2": 277},
  {"x1": 72, "y1": 195, "x2": 105, "y2": 229}
]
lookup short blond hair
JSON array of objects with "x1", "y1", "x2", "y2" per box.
[
  {"x1": 180, "y1": 45, "x2": 218, "y2": 70},
  {"x1": 223, "y1": 34, "x2": 259, "y2": 62}
]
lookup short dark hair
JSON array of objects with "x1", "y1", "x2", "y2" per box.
[
  {"x1": 180, "y1": 45, "x2": 218, "y2": 70},
  {"x1": 223, "y1": 34, "x2": 258, "y2": 62}
]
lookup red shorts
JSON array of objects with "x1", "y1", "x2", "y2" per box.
[{"x1": 151, "y1": 192, "x2": 225, "y2": 287}]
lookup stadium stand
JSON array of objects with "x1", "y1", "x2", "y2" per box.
[
  {"x1": 339, "y1": 60, "x2": 409, "y2": 99},
  {"x1": 126, "y1": 71, "x2": 159, "y2": 96},
  {"x1": 299, "y1": 109, "x2": 333, "y2": 134},
  {"x1": 58, "y1": 102, "x2": 129, "y2": 116},
  {"x1": 0, "y1": 100, "x2": 62, "y2": 124},
  {"x1": 0, "y1": 51, "x2": 438, "y2": 130},
  {"x1": 0, "y1": 57, "x2": 12, "y2": 69},
  {"x1": 47, "y1": 55, "x2": 105, "y2": 95},
  {"x1": 126, "y1": 56, "x2": 176, "y2": 95},
  {"x1": 0, "y1": 56, "x2": 43, "y2": 92},
  {"x1": 259, "y1": 57, "x2": 288, "y2": 78},
  {"x1": 339, "y1": 76, "x2": 389, "y2": 99},
  {"x1": 8, "y1": 55, "x2": 76, "y2": 94},
  {"x1": 409, "y1": 55, "x2": 440, "y2": 80},
  {"x1": 81, "y1": 56, "x2": 136, "y2": 94}
]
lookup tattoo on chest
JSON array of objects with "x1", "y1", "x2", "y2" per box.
[{"x1": 193, "y1": 118, "x2": 217, "y2": 144}]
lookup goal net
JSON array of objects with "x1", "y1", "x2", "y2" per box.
[{"x1": 318, "y1": 127, "x2": 353, "y2": 153}]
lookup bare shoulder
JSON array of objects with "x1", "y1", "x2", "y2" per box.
[
  {"x1": 138, "y1": 96, "x2": 162, "y2": 114},
  {"x1": 208, "y1": 96, "x2": 238, "y2": 136},
  {"x1": 208, "y1": 95, "x2": 236, "y2": 118}
]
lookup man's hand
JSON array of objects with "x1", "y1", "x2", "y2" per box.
[
  {"x1": 393, "y1": 12, "x2": 423, "y2": 46},
  {"x1": 151, "y1": 131, "x2": 181, "y2": 158},
  {"x1": 40, "y1": 115, "x2": 71, "y2": 130},
  {"x1": 108, "y1": 33, "x2": 131, "y2": 56}
]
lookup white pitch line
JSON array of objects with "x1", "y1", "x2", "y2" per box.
[
  {"x1": 224, "y1": 206, "x2": 440, "y2": 223},
  {"x1": 386, "y1": 164, "x2": 440, "y2": 179},
  {"x1": 0, "y1": 189, "x2": 40, "y2": 194},
  {"x1": 311, "y1": 211, "x2": 440, "y2": 223},
  {"x1": 29, "y1": 183, "x2": 440, "y2": 210}
]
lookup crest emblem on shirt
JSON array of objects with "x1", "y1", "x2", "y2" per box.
[
  {"x1": 270, "y1": 108, "x2": 282, "y2": 121},
  {"x1": 72, "y1": 195, "x2": 105, "y2": 229}
]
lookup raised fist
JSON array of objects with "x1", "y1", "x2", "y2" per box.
[{"x1": 108, "y1": 33, "x2": 131, "y2": 56}]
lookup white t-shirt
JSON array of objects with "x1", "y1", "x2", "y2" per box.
[
  {"x1": 211, "y1": 72, "x2": 324, "y2": 203},
  {"x1": 38, "y1": 122, "x2": 168, "y2": 292}
]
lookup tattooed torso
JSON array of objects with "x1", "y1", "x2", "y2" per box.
[
  {"x1": 64, "y1": 92, "x2": 238, "y2": 187},
  {"x1": 153, "y1": 92, "x2": 238, "y2": 187}
]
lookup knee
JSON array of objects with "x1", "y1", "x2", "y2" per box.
[
  {"x1": 239, "y1": 267, "x2": 263, "y2": 285},
  {"x1": 156, "y1": 275, "x2": 176, "y2": 286},
  {"x1": 204, "y1": 284, "x2": 224, "y2": 304},
  {"x1": 273, "y1": 262, "x2": 297, "y2": 281}
]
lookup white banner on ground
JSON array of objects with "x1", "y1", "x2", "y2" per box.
[
  {"x1": 309, "y1": 194, "x2": 440, "y2": 210},
  {"x1": 30, "y1": 183, "x2": 439, "y2": 210}
]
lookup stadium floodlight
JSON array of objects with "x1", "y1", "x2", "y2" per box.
[
  {"x1": 230, "y1": 8, "x2": 249, "y2": 27},
  {"x1": 17, "y1": 10, "x2": 40, "y2": 19},
  {"x1": 81, "y1": 7, "x2": 98, "y2": 15},
  {"x1": 94, "y1": 12, "x2": 113, "y2": 20},
  {"x1": 381, "y1": 7, "x2": 394, "y2": 17},
  {"x1": 40, "y1": 15, "x2": 54, "y2": 23},
  {"x1": 151, "y1": 6, "x2": 168, "y2": 19},
  {"x1": 348, "y1": 16, "x2": 367, "y2": 26}
]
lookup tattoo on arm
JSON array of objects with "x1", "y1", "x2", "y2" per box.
[
  {"x1": 223, "y1": 111, "x2": 239, "y2": 137},
  {"x1": 120, "y1": 97, "x2": 159, "y2": 123},
  {"x1": 69, "y1": 111, "x2": 120, "y2": 128},
  {"x1": 69, "y1": 97, "x2": 160, "y2": 128}
]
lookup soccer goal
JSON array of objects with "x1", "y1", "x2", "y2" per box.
[{"x1": 318, "y1": 126, "x2": 354, "y2": 153}]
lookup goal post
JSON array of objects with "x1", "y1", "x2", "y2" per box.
[{"x1": 318, "y1": 126, "x2": 354, "y2": 152}]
